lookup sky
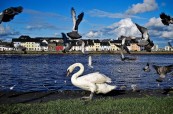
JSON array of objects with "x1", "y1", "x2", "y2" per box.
[{"x1": 0, "y1": 0, "x2": 173, "y2": 48}]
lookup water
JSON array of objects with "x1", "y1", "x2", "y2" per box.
[{"x1": 0, "y1": 54, "x2": 173, "y2": 92}]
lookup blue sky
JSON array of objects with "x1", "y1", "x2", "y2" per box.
[{"x1": 0, "y1": 0, "x2": 173, "y2": 48}]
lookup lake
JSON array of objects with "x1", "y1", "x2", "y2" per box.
[{"x1": 0, "y1": 54, "x2": 173, "y2": 92}]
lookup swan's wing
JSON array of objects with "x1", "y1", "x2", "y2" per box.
[
  {"x1": 74, "y1": 12, "x2": 84, "y2": 31},
  {"x1": 77, "y1": 72, "x2": 112, "y2": 84},
  {"x1": 71, "y1": 7, "x2": 76, "y2": 31}
]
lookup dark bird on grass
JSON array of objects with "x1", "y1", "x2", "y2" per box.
[
  {"x1": 160, "y1": 13, "x2": 173, "y2": 26},
  {"x1": 135, "y1": 23, "x2": 154, "y2": 52},
  {"x1": 168, "y1": 42, "x2": 173, "y2": 48},
  {"x1": 143, "y1": 62, "x2": 150, "y2": 72},
  {"x1": 162, "y1": 87, "x2": 173, "y2": 95},
  {"x1": 0, "y1": 6, "x2": 23, "y2": 24},
  {"x1": 67, "y1": 7, "x2": 84, "y2": 39},
  {"x1": 153, "y1": 64, "x2": 173, "y2": 82},
  {"x1": 61, "y1": 33, "x2": 73, "y2": 53}
]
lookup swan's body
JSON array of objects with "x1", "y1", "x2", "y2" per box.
[{"x1": 67, "y1": 63, "x2": 116, "y2": 100}]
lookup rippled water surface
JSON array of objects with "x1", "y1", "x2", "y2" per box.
[{"x1": 0, "y1": 54, "x2": 173, "y2": 92}]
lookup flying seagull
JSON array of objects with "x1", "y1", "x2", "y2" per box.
[
  {"x1": 153, "y1": 64, "x2": 173, "y2": 82},
  {"x1": 160, "y1": 13, "x2": 173, "y2": 26},
  {"x1": 116, "y1": 37, "x2": 130, "y2": 54},
  {"x1": 88, "y1": 55, "x2": 93, "y2": 68},
  {"x1": 61, "y1": 33, "x2": 73, "y2": 53},
  {"x1": 120, "y1": 49, "x2": 136, "y2": 61},
  {"x1": 0, "y1": 6, "x2": 23, "y2": 24},
  {"x1": 143, "y1": 62, "x2": 151, "y2": 72},
  {"x1": 135, "y1": 23, "x2": 154, "y2": 52},
  {"x1": 67, "y1": 7, "x2": 84, "y2": 39}
]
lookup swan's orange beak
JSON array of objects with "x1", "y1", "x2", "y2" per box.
[{"x1": 67, "y1": 70, "x2": 70, "y2": 76}]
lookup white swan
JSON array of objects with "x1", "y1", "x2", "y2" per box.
[{"x1": 67, "y1": 63, "x2": 116, "y2": 100}]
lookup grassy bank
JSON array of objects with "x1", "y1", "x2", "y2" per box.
[{"x1": 0, "y1": 96, "x2": 173, "y2": 114}]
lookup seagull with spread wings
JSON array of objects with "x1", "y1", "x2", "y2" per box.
[
  {"x1": 160, "y1": 13, "x2": 173, "y2": 26},
  {"x1": 153, "y1": 64, "x2": 173, "y2": 82},
  {"x1": 0, "y1": 6, "x2": 23, "y2": 24},
  {"x1": 67, "y1": 7, "x2": 84, "y2": 40},
  {"x1": 135, "y1": 23, "x2": 154, "y2": 52}
]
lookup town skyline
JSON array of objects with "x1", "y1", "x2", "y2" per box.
[{"x1": 0, "y1": 0, "x2": 173, "y2": 48}]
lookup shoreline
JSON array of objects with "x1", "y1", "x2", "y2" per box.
[
  {"x1": 1, "y1": 51, "x2": 173, "y2": 55},
  {"x1": 0, "y1": 89, "x2": 172, "y2": 104}
]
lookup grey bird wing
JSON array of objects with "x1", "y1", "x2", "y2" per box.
[
  {"x1": 135, "y1": 23, "x2": 148, "y2": 40},
  {"x1": 123, "y1": 45, "x2": 131, "y2": 54},
  {"x1": 1, "y1": 6, "x2": 23, "y2": 22},
  {"x1": 0, "y1": 12, "x2": 3, "y2": 23},
  {"x1": 61, "y1": 33, "x2": 69, "y2": 45},
  {"x1": 74, "y1": 12, "x2": 84, "y2": 31},
  {"x1": 168, "y1": 42, "x2": 173, "y2": 48},
  {"x1": 153, "y1": 65, "x2": 160, "y2": 74},
  {"x1": 71, "y1": 7, "x2": 77, "y2": 31},
  {"x1": 165, "y1": 65, "x2": 173, "y2": 73}
]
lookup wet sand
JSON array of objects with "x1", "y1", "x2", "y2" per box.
[{"x1": 0, "y1": 89, "x2": 173, "y2": 105}]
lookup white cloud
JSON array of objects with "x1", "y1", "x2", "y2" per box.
[
  {"x1": 145, "y1": 17, "x2": 173, "y2": 38},
  {"x1": 85, "y1": 30, "x2": 102, "y2": 38},
  {"x1": 125, "y1": 0, "x2": 158, "y2": 14},
  {"x1": 85, "y1": 18, "x2": 140, "y2": 39},
  {"x1": 0, "y1": 25, "x2": 19, "y2": 36}
]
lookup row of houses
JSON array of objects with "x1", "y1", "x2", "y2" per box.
[{"x1": 0, "y1": 35, "x2": 159, "y2": 52}]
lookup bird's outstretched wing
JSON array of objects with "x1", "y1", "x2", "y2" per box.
[
  {"x1": 61, "y1": 33, "x2": 69, "y2": 45},
  {"x1": 71, "y1": 7, "x2": 76, "y2": 31},
  {"x1": 168, "y1": 42, "x2": 173, "y2": 48},
  {"x1": 74, "y1": 12, "x2": 84, "y2": 31},
  {"x1": 135, "y1": 23, "x2": 148, "y2": 40},
  {"x1": 0, "y1": 6, "x2": 23, "y2": 23}
]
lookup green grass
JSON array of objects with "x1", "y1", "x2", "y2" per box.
[{"x1": 0, "y1": 96, "x2": 173, "y2": 114}]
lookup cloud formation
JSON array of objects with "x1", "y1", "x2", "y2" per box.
[
  {"x1": 145, "y1": 17, "x2": 173, "y2": 39},
  {"x1": 85, "y1": 18, "x2": 140, "y2": 39},
  {"x1": 0, "y1": 25, "x2": 19, "y2": 36},
  {"x1": 125, "y1": 0, "x2": 158, "y2": 14},
  {"x1": 87, "y1": 9, "x2": 144, "y2": 19}
]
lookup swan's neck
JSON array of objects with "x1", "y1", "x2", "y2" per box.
[{"x1": 71, "y1": 63, "x2": 84, "y2": 83}]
